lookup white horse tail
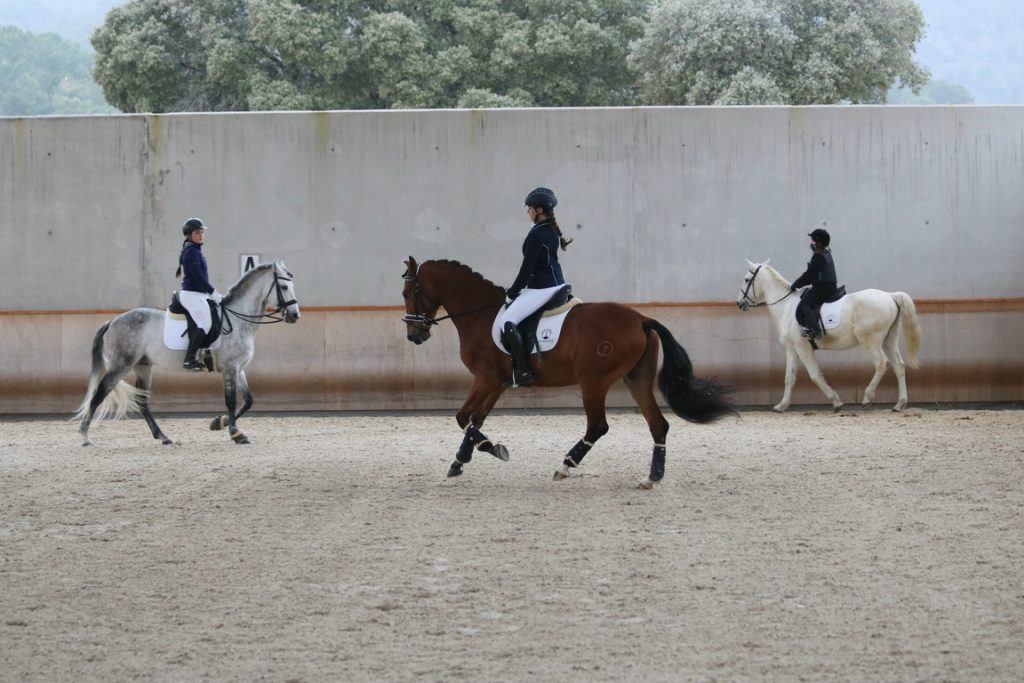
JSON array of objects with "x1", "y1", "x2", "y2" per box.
[
  {"x1": 891, "y1": 292, "x2": 922, "y2": 369},
  {"x1": 73, "y1": 321, "x2": 144, "y2": 423}
]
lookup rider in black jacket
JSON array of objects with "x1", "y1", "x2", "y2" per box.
[{"x1": 790, "y1": 228, "x2": 837, "y2": 339}]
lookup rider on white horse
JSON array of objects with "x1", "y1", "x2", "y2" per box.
[
  {"x1": 790, "y1": 228, "x2": 838, "y2": 340},
  {"x1": 497, "y1": 187, "x2": 574, "y2": 387},
  {"x1": 176, "y1": 217, "x2": 223, "y2": 371}
]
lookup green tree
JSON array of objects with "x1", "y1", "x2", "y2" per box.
[
  {"x1": 91, "y1": 0, "x2": 652, "y2": 113},
  {"x1": 0, "y1": 24, "x2": 114, "y2": 115},
  {"x1": 629, "y1": 0, "x2": 929, "y2": 105}
]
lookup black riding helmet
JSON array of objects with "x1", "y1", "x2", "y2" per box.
[
  {"x1": 182, "y1": 217, "x2": 206, "y2": 236},
  {"x1": 524, "y1": 187, "x2": 558, "y2": 210},
  {"x1": 808, "y1": 228, "x2": 831, "y2": 247}
]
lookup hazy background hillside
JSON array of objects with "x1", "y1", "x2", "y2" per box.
[{"x1": 0, "y1": 0, "x2": 1022, "y2": 110}]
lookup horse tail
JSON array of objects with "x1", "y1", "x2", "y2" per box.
[
  {"x1": 891, "y1": 292, "x2": 922, "y2": 369},
  {"x1": 642, "y1": 319, "x2": 736, "y2": 424},
  {"x1": 72, "y1": 321, "x2": 143, "y2": 423}
]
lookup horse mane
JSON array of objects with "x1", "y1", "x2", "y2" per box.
[
  {"x1": 225, "y1": 262, "x2": 276, "y2": 301},
  {"x1": 755, "y1": 262, "x2": 791, "y2": 288},
  {"x1": 426, "y1": 259, "x2": 503, "y2": 293}
]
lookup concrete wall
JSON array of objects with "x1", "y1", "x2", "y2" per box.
[{"x1": 1, "y1": 107, "x2": 1022, "y2": 414}]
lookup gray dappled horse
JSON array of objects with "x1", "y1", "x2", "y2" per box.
[{"x1": 75, "y1": 261, "x2": 300, "y2": 445}]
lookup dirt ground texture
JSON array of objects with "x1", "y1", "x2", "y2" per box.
[{"x1": 1, "y1": 407, "x2": 1022, "y2": 682}]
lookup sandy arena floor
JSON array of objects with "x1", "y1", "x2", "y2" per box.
[{"x1": 1, "y1": 407, "x2": 1022, "y2": 682}]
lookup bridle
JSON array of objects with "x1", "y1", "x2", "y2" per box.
[
  {"x1": 738, "y1": 264, "x2": 793, "y2": 311},
  {"x1": 401, "y1": 266, "x2": 501, "y2": 329},
  {"x1": 222, "y1": 269, "x2": 298, "y2": 332}
]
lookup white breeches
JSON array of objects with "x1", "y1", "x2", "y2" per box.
[
  {"x1": 497, "y1": 285, "x2": 564, "y2": 328},
  {"x1": 178, "y1": 290, "x2": 213, "y2": 333}
]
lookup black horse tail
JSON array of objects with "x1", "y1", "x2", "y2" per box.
[{"x1": 643, "y1": 319, "x2": 736, "y2": 424}]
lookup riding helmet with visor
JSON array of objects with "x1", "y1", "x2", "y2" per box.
[
  {"x1": 182, "y1": 217, "x2": 206, "y2": 236},
  {"x1": 808, "y1": 228, "x2": 831, "y2": 247},
  {"x1": 524, "y1": 187, "x2": 558, "y2": 210}
]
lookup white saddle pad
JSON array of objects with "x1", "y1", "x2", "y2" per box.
[
  {"x1": 820, "y1": 297, "x2": 844, "y2": 330},
  {"x1": 491, "y1": 299, "x2": 582, "y2": 355},
  {"x1": 162, "y1": 311, "x2": 222, "y2": 351}
]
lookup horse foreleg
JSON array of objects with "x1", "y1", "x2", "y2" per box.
[
  {"x1": 774, "y1": 346, "x2": 799, "y2": 412},
  {"x1": 861, "y1": 341, "x2": 891, "y2": 410},
  {"x1": 449, "y1": 381, "x2": 507, "y2": 477},
  {"x1": 554, "y1": 383, "x2": 611, "y2": 482},
  {"x1": 134, "y1": 364, "x2": 173, "y2": 445},
  {"x1": 794, "y1": 344, "x2": 844, "y2": 412},
  {"x1": 219, "y1": 368, "x2": 250, "y2": 444}
]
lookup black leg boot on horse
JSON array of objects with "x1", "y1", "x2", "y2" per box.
[
  {"x1": 501, "y1": 321, "x2": 535, "y2": 387},
  {"x1": 183, "y1": 325, "x2": 206, "y2": 371}
]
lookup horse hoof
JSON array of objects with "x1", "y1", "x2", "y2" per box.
[
  {"x1": 161, "y1": 438, "x2": 175, "y2": 445},
  {"x1": 447, "y1": 464, "x2": 463, "y2": 478},
  {"x1": 772, "y1": 404, "x2": 787, "y2": 413},
  {"x1": 832, "y1": 403, "x2": 844, "y2": 413},
  {"x1": 209, "y1": 416, "x2": 226, "y2": 431},
  {"x1": 491, "y1": 444, "x2": 510, "y2": 462},
  {"x1": 81, "y1": 440, "x2": 93, "y2": 447},
  {"x1": 231, "y1": 433, "x2": 250, "y2": 444},
  {"x1": 553, "y1": 464, "x2": 570, "y2": 480},
  {"x1": 861, "y1": 402, "x2": 873, "y2": 410},
  {"x1": 637, "y1": 478, "x2": 655, "y2": 490}
]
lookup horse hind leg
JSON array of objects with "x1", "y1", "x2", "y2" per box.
[
  {"x1": 860, "y1": 339, "x2": 890, "y2": 410},
  {"x1": 554, "y1": 381, "x2": 611, "y2": 482},
  {"x1": 134, "y1": 363, "x2": 173, "y2": 445},
  {"x1": 883, "y1": 332, "x2": 909, "y2": 411},
  {"x1": 622, "y1": 353, "x2": 670, "y2": 489}
]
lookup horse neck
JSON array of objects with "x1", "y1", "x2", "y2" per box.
[
  {"x1": 759, "y1": 266, "x2": 798, "y2": 322},
  {"x1": 425, "y1": 263, "x2": 503, "y2": 336},
  {"x1": 226, "y1": 268, "x2": 273, "y2": 320}
]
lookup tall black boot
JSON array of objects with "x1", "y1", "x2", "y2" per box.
[
  {"x1": 182, "y1": 327, "x2": 205, "y2": 371},
  {"x1": 501, "y1": 322, "x2": 534, "y2": 387}
]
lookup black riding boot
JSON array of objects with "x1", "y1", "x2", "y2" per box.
[
  {"x1": 183, "y1": 327, "x2": 205, "y2": 371},
  {"x1": 501, "y1": 322, "x2": 534, "y2": 387}
]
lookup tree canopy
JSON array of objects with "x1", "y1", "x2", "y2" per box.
[
  {"x1": 89, "y1": 0, "x2": 931, "y2": 112},
  {"x1": 0, "y1": 24, "x2": 114, "y2": 115},
  {"x1": 91, "y1": 0, "x2": 651, "y2": 113},
  {"x1": 629, "y1": 0, "x2": 929, "y2": 105}
]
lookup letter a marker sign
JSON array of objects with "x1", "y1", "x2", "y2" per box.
[{"x1": 241, "y1": 254, "x2": 260, "y2": 276}]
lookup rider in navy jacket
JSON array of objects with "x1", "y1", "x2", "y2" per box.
[
  {"x1": 176, "y1": 218, "x2": 218, "y2": 371},
  {"x1": 497, "y1": 187, "x2": 574, "y2": 387},
  {"x1": 790, "y1": 228, "x2": 838, "y2": 339},
  {"x1": 506, "y1": 219, "x2": 565, "y2": 299},
  {"x1": 180, "y1": 241, "x2": 214, "y2": 295}
]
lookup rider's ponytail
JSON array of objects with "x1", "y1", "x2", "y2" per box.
[
  {"x1": 175, "y1": 238, "x2": 187, "y2": 278},
  {"x1": 549, "y1": 213, "x2": 573, "y2": 251}
]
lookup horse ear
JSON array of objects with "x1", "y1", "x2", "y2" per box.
[
  {"x1": 745, "y1": 259, "x2": 756, "y2": 269},
  {"x1": 405, "y1": 256, "x2": 417, "y2": 274},
  {"x1": 763, "y1": 258, "x2": 771, "y2": 266}
]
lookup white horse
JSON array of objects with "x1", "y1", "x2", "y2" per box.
[
  {"x1": 75, "y1": 261, "x2": 300, "y2": 445},
  {"x1": 736, "y1": 260, "x2": 922, "y2": 412}
]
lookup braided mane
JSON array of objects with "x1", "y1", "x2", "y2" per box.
[{"x1": 427, "y1": 259, "x2": 503, "y2": 292}]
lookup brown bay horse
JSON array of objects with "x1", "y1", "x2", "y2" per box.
[{"x1": 402, "y1": 257, "x2": 735, "y2": 488}]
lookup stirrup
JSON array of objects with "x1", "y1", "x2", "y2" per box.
[
  {"x1": 183, "y1": 359, "x2": 205, "y2": 371},
  {"x1": 801, "y1": 327, "x2": 822, "y2": 340}
]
